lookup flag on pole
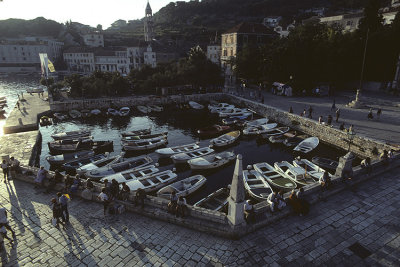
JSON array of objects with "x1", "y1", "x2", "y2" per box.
[
  {"x1": 48, "y1": 59, "x2": 56, "y2": 73},
  {"x1": 39, "y1": 53, "x2": 49, "y2": 78}
]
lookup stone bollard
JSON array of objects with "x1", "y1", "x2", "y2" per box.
[{"x1": 335, "y1": 152, "x2": 355, "y2": 178}]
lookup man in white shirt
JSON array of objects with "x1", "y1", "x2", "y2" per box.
[{"x1": 98, "y1": 188, "x2": 109, "y2": 216}]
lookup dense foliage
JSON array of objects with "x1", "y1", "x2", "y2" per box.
[{"x1": 0, "y1": 17, "x2": 63, "y2": 38}]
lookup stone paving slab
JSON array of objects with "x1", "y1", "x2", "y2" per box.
[
  {"x1": 3, "y1": 92, "x2": 50, "y2": 134},
  {"x1": 1, "y1": 166, "x2": 400, "y2": 266}
]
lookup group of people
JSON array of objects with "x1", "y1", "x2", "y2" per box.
[
  {"x1": 367, "y1": 108, "x2": 382, "y2": 120},
  {"x1": 1, "y1": 157, "x2": 20, "y2": 183},
  {"x1": 167, "y1": 192, "x2": 187, "y2": 218},
  {"x1": 50, "y1": 192, "x2": 70, "y2": 227},
  {"x1": 266, "y1": 188, "x2": 310, "y2": 217}
]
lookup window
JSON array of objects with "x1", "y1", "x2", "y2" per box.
[
  {"x1": 23, "y1": 57, "x2": 26, "y2": 61},
  {"x1": 230, "y1": 48, "x2": 233, "y2": 56}
]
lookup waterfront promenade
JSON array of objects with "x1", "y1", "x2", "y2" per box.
[
  {"x1": 3, "y1": 92, "x2": 50, "y2": 134},
  {"x1": 1, "y1": 166, "x2": 399, "y2": 266}
]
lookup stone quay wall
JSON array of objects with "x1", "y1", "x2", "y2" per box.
[
  {"x1": 49, "y1": 94, "x2": 225, "y2": 112},
  {"x1": 223, "y1": 94, "x2": 394, "y2": 159}
]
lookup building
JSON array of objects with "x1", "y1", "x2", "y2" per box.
[
  {"x1": 319, "y1": 13, "x2": 363, "y2": 32},
  {"x1": 221, "y1": 22, "x2": 278, "y2": 86},
  {"x1": 63, "y1": 47, "x2": 95, "y2": 73},
  {"x1": 0, "y1": 37, "x2": 63, "y2": 73},
  {"x1": 82, "y1": 33, "x2": 104, "y2": 47},
  {"x1": 144, "y1": 1, "x2": 154, "y2": 42},
  {"x1": 207, "y1": 44, "x2": 221, "y2": 65},
  {"x1": 263, "y1": 16, "x2": 282, "y2": 28}
]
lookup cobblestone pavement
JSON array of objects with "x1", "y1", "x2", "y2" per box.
[
  {"x1": 1, "y1": 167, "x2": 399, "y2": 267},
  {"x1": 228, "y1": 88, "x2": 400, "y2": 145}
]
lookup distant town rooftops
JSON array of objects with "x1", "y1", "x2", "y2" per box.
[{"x1": 223, "y1": 22, "x2": 277, "y2": 35}]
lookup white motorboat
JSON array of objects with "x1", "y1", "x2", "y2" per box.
[
  {"x1": 119, "y1": 107, "x2": 130, "y2": 116},
  {"x1": 253, "y1": 162, "x2": 296, "y2": 191},
  {"x1": 155, "y1": 143, "x2": 200, "y2": 158},
  {"x1": 137, "y1": 105, "x2": 151, "y2": 114},
  {"x1": 69, "y1": 110, "x2": 81, "y2": 119},
  {"x1": 188, "y1": 151, "x2": 235, "y2": 170},
  {"x1": 293, "y1": 137, "x2": 319, "y2": 153},
  {"x1": 46, "y1": 150, "x2": 95, "y2": 166},
  {"x1": 76, "y1": 154, "x2": 124, "y2": 175},
  {"x1": 210, "y1": 131, "x2": 240, "y2": 147},
  {"x1": 243, "y1": 170, "x2": 273, "y2": 201},
  {"x1": 51, "y1": 130, "x2": 91, "y2": 140},
  {"x1": 126, "y1": 170, "x2": 178, "y2": 193},
  {"x1": 243, "y1": 123, "x2": 277, "y2": 135},
  {"x1": 171, "y1": 147, "x2": 215, "y2": 164},
  {"x1": 260, "y1": 126, "x2": 290, "y2": 139},
  {"x1": 157, "y1": 175, "x2": 206, "y2": 199},
  {"x1": 91, "y1": 109, "x2": 101, "y2": 116},
  {"x1": 188, "y1": 101, "x2": 204, "y2": 110},
  {"x1": 122, "y1": 136, "x2": 167, "y2": 151},
  {"x1": 293, "y1": 158, "x2": 327, "y2": 181},
  {"x1": 245, "y1": 118, "x2": 269, "y2": 127},
  {"x1": 85, "y1": 155, "x2": 153, "y2": 180},
  {"x1": 100, "y1": 165, "x2": 160, "y2": 184},
  {"x1": 121, "y1": 132, "x2": 167, "y2": 142},
  {"x1": 148, "y1": 105, "x2": 163, "y2": 112},
  {"x1": 274, "y1": 161, "x2": 316, "y2": 186},
  {"x1": 218, "y1": 108, "x2": 252, "y2": 118},
  {"x1": 107, "y1": 108, "x2": 120, "y2": 116},
  {"x1": 53, "y1": 113, "x2": 68, "y2": 121},
  {"x1": 194, "y1": 187, "x2": 230, "y2": 212},
  {"x1": 121, "y1": 128, "x2": 152, "y2": 137},
  {"x1": 208, "y1": 103, "x2": 235, "y2": 113}
]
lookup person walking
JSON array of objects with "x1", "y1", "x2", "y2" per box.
[
  {"x1": 289, "y1": 106, "x2": 293, "y2": 114},
  {"x1": 1, "y1": 160, "x2": 9, "y2": 183},
  {"x1": 367, "y1": 108, "x2": 373, "y2": 120},
  {"x1": 57, "y1": 192, "x2": 69, "y2": 223},
  {"x1": 308, "y1": 106, "x2": 313, "y2": 119},
  {"x1": 339, "y1": 122, "x2": 345, "y2": 130},
  {"x1": 51, "y1": 198, "x2": 64, "y2": 227},
  {"x1": 331, "y1": 99, "x2": 336, "y2": 111},
  {"x1": 377, "y1": 108, "x2": 382, "y2": 120},
  {"x1": 335, "y1": 108, "x2": 340, "y2": 122}
]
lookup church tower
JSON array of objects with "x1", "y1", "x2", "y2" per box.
[{"x1": 144, "y1": 1, "x2": 154, "y2": 42}]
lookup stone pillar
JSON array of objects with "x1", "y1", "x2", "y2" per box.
[
  {"x1": 335, "y1": 152, "x2": 355, "y2": 177},
  {"x1": 227, "y1": 154, "x2": 246, "y2": 226}
]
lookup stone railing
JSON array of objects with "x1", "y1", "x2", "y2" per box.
[{"x1": 223, "y1": 94, "x2": 396, "y2": 159}]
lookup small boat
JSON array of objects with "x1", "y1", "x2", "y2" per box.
[
  {"x1": 243, "y1": 170, "x2": 273, "y2": 201},
  {"x1": 107, "y1": 108, "x2": 120, "y2": 116},
  {"x1": 283, "y1": 136, "x2": 305, "y2": 147},
  {"x1": 90, "y1": 109, "x2": 101, "y2": 116},
  {"x1": 221, "y1": 114, "x2": 251, "y2": 125},
  {"x1": 53, "y1": 113, "x2": 68, "y2": 121},
  {"x1": 125, "y1": 170, "x2": 178, "y2": 193},
  {"x1": 48, "y1": 139, "x2": 113, "y2": 155},
  {"x1": 157, "y1": 175, "x2": 206, "y2": 199},
  {"x1": 39, "y1": 116, "x2": 52, "y2": 126},
  {"x1": 51, "y1": 130, "x2": 91, "y2": 140},
  {"x1": 219, "y1": 108, "x2": 252, "y2": 118},
  {"x1": 148, "y1": 105, "x2": 163, "y2": 112},
  {"x1": 69, "y1": 110, "x2": 81, "y2": 119},
  {"x1": 121, "y1": 128, "x2": 152, "y2": 137},
  {"x1": 253, "y1": 162, "x2": 296, "y2": 191},
  {"x1": 274, "y1": 161, "x2": 316, "y2": 186},
  {"x1": 119, "y1": 107, "x2": 130, "y2": 116},
  {"x1": 188, "y1": 101, "x2": 204, "y2": 110},
  {"x1": 208, "y1": 102, "x2": 234, "y2": 112},
  {"x1": 81, "y1": 109, "x2": 91, "y2": 118},
  {"x1": 197, "y1": 125, "x2": 231, "y2": 138},
  {"x1": 312, "y1": 157, "x2": 339, "y2": 172},
  {"x1": 85, "y1": 155, "x2": 153, "y2": 180},
  {"x1": 243, "y1": 123, "x2": 277, "y2": 135},
  {"x1": 171, "y1": 147, "x2": 215, "y2": 164},
  {"x1": 155, "y1": 143, "x2": 200, "y2": 158},
  {"x1": 188, "y1": 151, "x2": 236, "y2": 170},
  {"x1": 210, "y1": 130, "x2": 240, "y2": 147},
  {"x1": 76, "y1": 154, "x2": 124, "y2": 175},
  {"x1": 46, "y1": 150, "x2": 95, "y2": 166},
  {"x1": 293, "y1": 137, "x2": 319, "y2": 153},
  {"x1": 260, "y1": 126, "x2": 290, "y2": 139},
  {"x1": 269, "y1": 135, "x2": 286, "y2": 143},
  {"x1": 122, "y1": 136, "x2": 168, "y2": 151},
  {"x1": 100, "y1": 165, "x2": 160, "y2": 184},
  {"x1": 122, "y1": 132, "x2": 167, "y2": 142},
  {"x1": 63, "y1": 153, "x2": 109, "y2": 174},
  {"x1": 194, "y1": 187, "x2": 230, "y2": 212},
  {"x1": 245, "y1": 118, "x2": 269, "y2": 127},
  {"x1": 137, "y1": 105, "x2": 151, "y2": 114},
  {"x1": 292, "y1": 158, "x2": 327, "y2": 181}
]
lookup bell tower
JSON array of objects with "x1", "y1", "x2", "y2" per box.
[{"x1": 144, "y1": 1, "x2": 154, "y2": 42}]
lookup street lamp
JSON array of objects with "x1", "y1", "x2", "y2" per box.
[{"x1": 347, "y1": 130, "x2": 356, "y2": 152}]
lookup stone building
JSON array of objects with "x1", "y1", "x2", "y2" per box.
[
  {"x1": 82, "y1": 33, "x2": 104, "y2": 47},
  {"x1": 221, "y1": 22, "x2": 277, "y2": 86},
  {"x1": 0, "y1": 37, "x2": 63, "y2": 73}
]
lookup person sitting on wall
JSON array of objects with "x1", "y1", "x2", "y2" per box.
[
  {"x1": 244, "y1": 199, "x2": 255, "y2": 223},
  {"x1": 168, "y1": 191, "x2": 178, "y2": 214},
  {"x1": 45, "y1": 169, "x2": 63, "y2": 193},
  {"x1": 176, "y1": 196, "x2": 187, "y2": 218},
  {"x1": 276, "y1": 190, "x2": 286, "y2": 210},
  {"x1": 134, "y1": 188, "x2": 146, "y2": 208},
  {"x1": 267, "y1": 191, "x2": 278, "y2": 213},
  {"x1": 288, "y1": 190, "x2": 303, "y2": 216},
  {"x1": 380, "y1": 150, "x2": 389, "y2": 166},
  {"x1": 360, "y1": 157, "x2": 372, "y2": 176},
  {"x1": 319, "y1": 171, "x2": 331, "y2": 200}
]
